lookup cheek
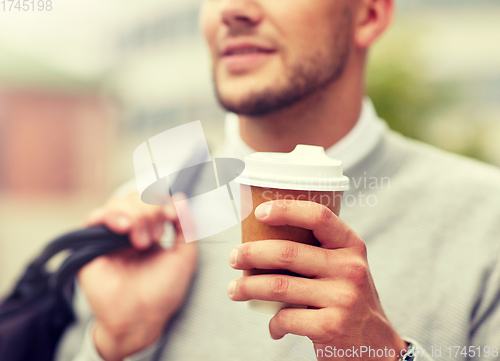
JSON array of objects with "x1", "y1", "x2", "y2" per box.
[{"x1": 265, "y1": 3, "x2": 330, "y2": 62}]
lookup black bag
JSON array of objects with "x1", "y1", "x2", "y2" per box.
[{"x1": 0, "y1": 226, "x2": 131, "y2": 361}]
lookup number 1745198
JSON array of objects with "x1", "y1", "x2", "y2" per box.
[{"x1": 1, "y1": 0, "x2": 52, "y2": 11}]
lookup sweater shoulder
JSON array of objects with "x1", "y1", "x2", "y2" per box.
[
  {"x1": 384, "y1": 129, "x2": 500, "y2": 193},
  {"x1": 381, "y1": 130, "x2": 500, "y2": 251}
]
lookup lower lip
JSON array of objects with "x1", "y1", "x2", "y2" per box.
[{"x1": 222, "y1": 52, "x2": 275, "y2": 73}]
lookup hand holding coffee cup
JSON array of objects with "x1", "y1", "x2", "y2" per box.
[
  {"x1": 228, "y1": 145, "x2": 407, "y2": 358},
  {"x1": 233, "y1": 145, "x2": 349, "y2": 313}
]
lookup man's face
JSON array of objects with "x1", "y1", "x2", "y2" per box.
[{"x1": 200, "y1": 0, "x2": 354, "y2": 116}]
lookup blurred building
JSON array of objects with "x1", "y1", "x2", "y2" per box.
[{"x1": 0, "y1": 89, "x2": 115, "y2": 196}]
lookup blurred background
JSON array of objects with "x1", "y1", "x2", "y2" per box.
[{"x1": 0, "y1": 0, "x2": 499, "y2": 295}]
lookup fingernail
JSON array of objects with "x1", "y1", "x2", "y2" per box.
[
  {"x1": 229, "y1": 248, "x2": 238, "y2": 267},
  {"x1": 137, "y1": 229, "x2": 150, "y2": 247},
  {"x1": 228, "y1": 280, "x2": 237, "y2": 298},
  {"x1": 255, "y1": 203, "x2": 272, "y2": 219},
  {"x1": 117, "y1": 216, "x2": 130, "y2": 229}
]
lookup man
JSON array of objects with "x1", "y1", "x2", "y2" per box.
[{"x1": 56, "y1": 0, "x2": 500, "y2": 360}]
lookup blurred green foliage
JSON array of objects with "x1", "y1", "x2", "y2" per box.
[
  {"x1": 366, "y1": 44, "x2": 453, "y2": 141},
  {"x1": 365, "y1": 37, "x2": 490, "y2": 163}
]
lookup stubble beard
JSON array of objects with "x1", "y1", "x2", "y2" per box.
[{"x1": 213, "y1": 12, "x2": 352, "y2": 117}]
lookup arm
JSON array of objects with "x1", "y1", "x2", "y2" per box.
[{"x1": 69, "y1": 192, "x2": 196, "y2": 361}]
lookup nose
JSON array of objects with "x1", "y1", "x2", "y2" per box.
[{"x1": 221, "y1": 0, "x2": 264, "y2": 29}]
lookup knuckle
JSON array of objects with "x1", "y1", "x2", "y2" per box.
[
  {"x1": 129, "y1": 217, "x2": 145, "y2": 230},
  {"x1": 105, "y1": 206, "x2": 130, "y2": 219},
  {"x1": 319, "y1": 317, "x2": 338, "y2": 338},
  {"x1": 239, "y1": 245, "x2": 252, "y2": 266},
  {"x1": 336, "y1": 313, "x2": 351, "y2": 337},
  {"x1": 272, "y1": 309, "x2": 290, "y2": 330},
  {"x1": 279, "y1": 201, "x2": 288, "y2": 217},
  {"x1": 138, "y1": 207, "x2": 155, "y2": 219},
  {"x1": 323, "y1": 249, "x2": 335, "y2": 266},
  {"x1": 236, "y1": 280, "x2": 245, "y2": 298},
  {"x1": 148, "y1": 205, "x2": 164, "y2": 218},
  {"x1": 318, "y1": 310, "x2": 348, "y2": 340},
  {"x1": 124, "y1": 212, "x2": 138, "y2": 224},
  {"x1": 339, "y1": 289, "x2": 360, "y2": 310},
  {"x1": 346, "y1": 260, "x2": 369, "y2": 287},
  {"x1": 355, "y1": 241, "x2": 368, "y2": 258},
  {"x1": 133, "y1": 209, "x2": 151, "y2": 223},
  {"x1": 271, "y1": 275, "x2": 290, "y2": 297},
  {"x1": 273, "y1": 309, "x2": 286, "y2": 326},
  {"x1": 278, "y1": 243, "x2": 299, "y2": 265},
  {"x1": 103, "y1": 211, "x2": 122, "y2": 225},
  {"x1": 315, "y1": 205, "x2": 333, "y2": 227}
]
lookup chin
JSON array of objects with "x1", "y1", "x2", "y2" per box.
[
  {"x1": 217, "y1": 83, "x2": 265, "y2": 106},
  {"x1": 221, "y1": 73, "x2": 277, "y2": 91},
  {"x1": 214, "y1": 73, "x2": 286, "y2": 116},
  {"x1": 216, "y1": 93, "x2": 253, "y2": 113},
  {"x1": 217, "y1": 63, "x2": 279, "y2": 86}
]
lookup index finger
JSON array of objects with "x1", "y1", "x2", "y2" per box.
[{"x1": 254, "y1": 200, "x2": 361, "y2": 250}]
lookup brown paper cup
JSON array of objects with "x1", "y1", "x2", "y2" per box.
[{"x1": 240, "y1": 185, "x2": 343, "y2": 313}]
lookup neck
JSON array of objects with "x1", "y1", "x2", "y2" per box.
[{"x1": 238, "y1": 56, "x2": 365, "y2": 153}]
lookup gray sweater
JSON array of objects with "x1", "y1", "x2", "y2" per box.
[{"x1": 57, "y1": 129, "x2": 500, "y2": 361}]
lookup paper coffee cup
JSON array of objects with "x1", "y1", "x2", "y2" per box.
[{"x1": 235, "y1": 145, "x2": 349, "y2": 314}]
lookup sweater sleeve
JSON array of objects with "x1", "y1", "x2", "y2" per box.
[
  {"x1": 401, "y1": 338, "x2": 435, "y2": 361},
  {"x1": 403, "y1": 241, "x2": 500, "y2": 361},
  {"x1": 55, "y1": 282, "x2": 164, "y2": 361},
  {"x1": 70, "y1": 321, "x2": 162, "y2": 361},
  {"x1": 469, "y1": 249, "x2": 500, "y2": 361}
]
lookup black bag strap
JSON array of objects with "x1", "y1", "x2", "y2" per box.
[
  {"x1": 42, "y1": 141, "x2": 210, "y2": 292},
  {"x1": 49, "y1": 228, "x2": 131, "y2": 291},
  {"x1": 34, "y1": 226, "x2": 128, "y2": 268}
]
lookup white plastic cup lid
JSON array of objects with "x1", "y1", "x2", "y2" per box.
[{"x1": 235, "y1": 144, "x2": 350, "y2": 191}]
